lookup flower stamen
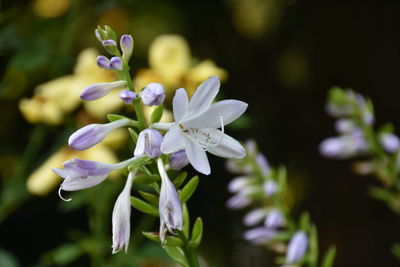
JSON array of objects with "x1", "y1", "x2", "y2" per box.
[{"x1": 58, "y1": 187, "x2": 72, "y2": 202}]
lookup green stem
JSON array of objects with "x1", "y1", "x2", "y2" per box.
[
  {"x1": 177, "y1": 232, "x2": 200, "y2": 267},
  {"x1": 133, "y1": 98, "x2": 147, "y2": 130}
]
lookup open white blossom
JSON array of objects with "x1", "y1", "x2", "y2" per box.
[{"x1": 153, "y1": 76, "x2": 247, "y2": 174}]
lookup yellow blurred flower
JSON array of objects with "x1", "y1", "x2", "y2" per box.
[
  {"x1": 33, "y1": 0, "x2": 70, "y2": 18},
  {"x1": 27, "y1": 129, "x2": 127, "y2": 196},
  {"x1": 19, "y1": 48, "x2": 117, "y2": 125},
  {"x1": 134, "y1": 34, "x2": 228, "y2": 96},
  {"x1": 142, "y1": 105, "x2": 174, "y2": 125}
]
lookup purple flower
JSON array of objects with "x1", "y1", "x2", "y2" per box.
[
  {"x1": 244, "y1": 227, "x2": 277, "y2": 245},
  {"x1": 227, "y1": 176, "x2": 249, "y2": 193},
  {"x1": 80, "y1": 81, "x2": 127, "y2": 101},
  {"x1": 226, "y1": 159, "x2": 252, "y2": 174},
  {"x1": 119, "y1": 90, "x2": 136, "y2": 104},
  {"x1": 334, "y1": 119, "x2": 356, "y2": 134},
  {"x1": 141, "y1": 83, "x2": 166, "y2": 106},
  {"x1": 243, "y1": 208, "x2": 268, "y2": 226},
  {"x1": 134, "y1": 129, "x2": 163, "y2": 158},
  {"x1": 286, "y1": 231, "x2": 308, "y2": 264},
  {"x1": 69, "y1": 119, "x2": 130, "y2": 151},
  {"x1": 226, "y1": 194, "x2": 251, "y2": 210},
  {"x1": 112, "y1": 171, "x2": 136, "y2": 254},
  {"x1": 102, "y1": 39, "x2": 117, "y2": 47},
  {"x1": 157, "y1": 158, "x2": 183, "y2": 243},
  {"x1": 264, "y1": 209, "x2": 284, "y2": 228},
  {"x1": 319, "y1": 131, "x2": 368, "y2": 159},
  {"x1": 263, "y1": 180, "x2": 278, "y2": 196},
  {"x1": 380, "y1": 133, "x2": 400, "y2": 153},
  {"x1": 96, "y1": 56, "x2": 123, "y2": 71},
  {"x1": 169, "y1": 150, "x2": 189, "y2": 170},
  {"x1": 120, "y1": 34, "x2": 133, "y2": 60}
]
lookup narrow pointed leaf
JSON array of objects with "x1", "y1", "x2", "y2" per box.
[
  {"x1": 173, "y1": 172, "x2": 188, "y2": 188},
  {"x1": 308, "y1": 225, "x2": 318, "y2": 267},
  {"x1": 164, "y1": 246, "x2": 189, "y2": 267},
  {"x1": 139, "y1": 191, "x2": 159, "y2": 206},
  {"x1": 107, "y1": 114, "x2": 130, "y2": 122},
  {"x1": 134, "y1": 174, "x2": 160, "y2": 184},
  {"x1": 189, "y1": 217, "x2": 203, "y2": 248},
  {"x1": 128, "y1": 128, "x2": 138, "y2": 143},
  {"x1": 179, "y1": 176, "x2": 199, "y2": 203},
  {"x1": 299, "y1": 212, "x2": 310, "y2": 231},
  {"x1": 183, "y1": 203, "x2": 190, "y2": 236},
  {"x1": 321, "y1": 246, "x2": 336, "y2": 267},
  {"x1": 142, "y1": 232, "x2": 184, "y2": 247},
  {"x1": 151, "y1": 105, "x2": 164, "y2": 124},
  {"x1": 131, "y1": 197, "x2": 159, "y2": 216}
]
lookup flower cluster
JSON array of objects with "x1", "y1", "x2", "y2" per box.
[
  {"x1": 227, "y1": 140, "x2": 336, "y2": 266},
  {"x1": 52, "y1": 25, "x2": 247, "y2": 265},
  {"x1": 320, "y1": 87, "x2": 400, "y2": 214}
]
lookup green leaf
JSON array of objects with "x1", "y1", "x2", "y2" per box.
[
  {"x1": 134, "y1": 174, "x2": 160, "y2": 184},
  {"x1": 127, "y1": 157, "x2": 151, "y2": 172},
  {"x1": 151, "y1": 105, "x2": 164, "y2": 124},
  {"x1": 189, "y1": 217, "x2": 203, "y2": 248},
  {"x1": 107, "y1": 114, "x2": 130, "y2": 122},
  {"x1": 183, "y1": 204, "x2": 190, "y2": 236},
  {"x1": 105, "y1": 25, "x2": 117, "y2": 41},
  {"x1": 43, "y1": 243, "x2": 83, "y2": 265},
  {"x1": 179, "y1": 176, "x2": 199, "y2": 203},
  {"x1": 164, "y1": 246, "x2": 189, "y2": 267},
  {"x1": 131, "y1": 197, "x2": 159, "y2": 216},
  {"x1": 299, "y1": 212, "x2": 310, "y2": 231},
  {"x1": 128, "y1": 128, "x2": 138, "y2": 143},
  {"x1": 369, "y1": 186, "x2": 394, "y2": 203},
  {"x1": 307, "y1": 225, "x2": 318, "y2": 267},
  {"x1": 142, "y1": 232, "x2": 184, "y2": 247},
  {"x1": 277, "y1": 166, "x2": 287, "y2": 193},
  {"x1": 173, "y1": 172, "x2": 188, "y2": 188},
  {"x1": 139, "y1": 191, "x2": 159, "y2": 206},
  {"x1": 321, "y1": 246, "x2": 336, "y2": 267}
]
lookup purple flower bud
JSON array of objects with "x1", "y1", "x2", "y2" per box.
[
  {"x1": 102, "y1": 39, "x2": 117, "y2": 47},
  {"x1": 110, "y1": 57, "x2": 123, "y2": 71},
  {"x1": 263, "y1": 180, "x2": 278, "y2": 196},
  {"x1": 81, "y1": 81, "x2": 127, "y2": 101},
  {"x1": 256, "y1": 153, "x2": 270, "y2": 175},
  {"x1": 227, "y1": 176, "x2": 249, "y2": 193},
  {"x1": 244, "y1": 227, "x2": 277, "y2": 245},
  {"x1": 119, "y1": 90, "x2": 136, "y2": 104},
  {"x1": 112, "y1": 171, "x2": 135, "y2": 254},
  {"x1": 335, "y1": 119, "x2": 356, "y2": 134},
  {"x1": 226, "y1": 194, "x2": 251, "y2": 210},
  {"x1": 286, "y1": 231, "x2": 308, "y2": 264},
  {"x1": 169, "y1": 150, "x2": 189, "y2": 170},
  {"x1": 141, "y1": 83, "x2": 165, "y2": 106},
  {"x1": 120, "y1": 34, "x2": 133, "y2": 60},
  {"x1": 226, "y1": 159, "x2": 252, "y2": 174},
  {"x1": 264, "y1": 209, "x2": 284, "y2": 228},
  {"x1": 243, "y1": 208, "x2": 268, "y2": 226},
  {"x1": 157, "y1": 158, "x2": 183, "y2": 243},
  {"x1": 95, "y1": 29, "x2": 103, "y2": 42},
  {"x1": 245, "y1": 139, "x2": 257, "y2": 155},
  {"x1": 134, "y1": 129, "x2": 163, "y2": 158},
  {"x1": 97, "y1": 55, "x2": 110, "y2": 69},
  {"x1": 69, "y1": 119, "x2": 130, "y2": 150},
  {"x1": 319, "y1": 132, "x2": 368, "y2": 159},
  {"x1": 380, "y1": 133, "x2": 400, "y2": 153}
]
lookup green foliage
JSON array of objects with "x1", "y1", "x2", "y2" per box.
[
  {"x1": 131, "y1": 197, "x2": 159, "y2": 216},
  {"x1": 179, "y1": 176, "x2": 199, "y2": 203}
]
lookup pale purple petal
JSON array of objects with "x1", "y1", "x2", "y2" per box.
[
  {"x1": 264, "y1": 209, "x2": 284, "y2": 228},
  {"x1": 80, "y1": 81, "x2": 127, "y2": 101},
  {"x1": 187, "y1": 76, "x2": 220, "y2": 116},
  {"x1": 172, "y1": 88, "x2": 189, "y2": 122},
  {"x1": 184, "y1": 137, "x2": 210, "y2": 175},
  {"x1": 227, "y1": 176, "x2": 249, "y2": 193},
  {"x1": 263, "y1": 180, "x2": 278, "y2": 196},
  {"x1": 119, "y1": 90, "x2": 136, "y2": 104},
  {"x1": 141, "y1": 83, "x2": 165, "y2": 106},
  {"x1": 243, "y1": 208, "x2": 268, "y2": 226},
  {"x1": 256, "y1": 153, "x2": 270, "y2": 175},
  {"x1": 226, "y1": 194, "x2": 251, "y2": 209},
  {"x1": 112, "y1": 171, "x2": 135, "y2": 254},
  {"x1": 169, "y1": 150, "x2": 189, "y2": 170},
  {"x1": 244, "y1": 227, "x2": 277, "y2": 245},
  {"x1": 286, "y1": 231, "x2": 308, "y2": 264},
  {"x1": 205, "y1": 130, "x2": 246, "y2": 159},
  {"x1": 380, "y1": 133, "x2": 400, "y2": 153},
  {"x1": 102, "y1": 39, "x2": 117, "y2": 46},
  {"x1": 110, "y1": 57, "x2": 123, "y2": 71},
  {"x1": 183, "y1": 100, "x2": 248, "y2": 129},
  {"x1": 120, "y1": 34, "x2": 133, "y2": 59},
  {"x1": 134, "y1": 129, "x2": 163, "y2": 158},
  {"x1": 160, "y1": 125, "x2": 185, "y2": 154},
  {"x1": 97, "y1": 56, "x2": 110, "y2": 69}
]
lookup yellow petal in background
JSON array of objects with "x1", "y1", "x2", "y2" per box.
[
  {"x1": 84, "y1": 90, "x2": 124, "y2": 120},
  {"x1": 33, "y1": 0, "x2": 70, "y2": 18}
]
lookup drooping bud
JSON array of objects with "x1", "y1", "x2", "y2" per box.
[
  {"x1": 97, "y1": 55, "x2": 110, "y2": 69},
  {"x1": 141, "y1": 83, "x2": 165, "y2": 106},
  {"x1": 264, "y1": 209, "x2": 284, "y2": 228},
  {"x1": 120, "y1": 34, "x2": 134, "y2": 61},
  {"x1": 380, "y1": 133, "x2": 400, "y2": 153},
  {"x1": 134, "y1": 129, "x2": 163, "y2": 158},
  {"x1": 110, "y1": 57, "x2": 123, "y2": 70},
  {"x1": 81, "y1": 81, "x2": 127, "y2": 101},
  {"x1": 68, "y1": 119, "x2": 130, "y2": 150},
  {"x1": 286, "y1": 231, "x2": 308, "y2": 264},
  {"x1": 243, "y1": 208, "x2": 268, "y2": 226},
  {"x1": 169, "y1": 150, "x2": 189, "y2": 170},
  {"x1": 244, "y1": 227, "x2": 277, "y2": 245},
  {"x1": 157, "y1": 158, "x2": 183, "y2": 243},
  {"x1": 119, "y1": 90, "x2": 136, "y2": 104},
  {"x1": 263, "y1": 180, "x2": 278, "y2": 196}
]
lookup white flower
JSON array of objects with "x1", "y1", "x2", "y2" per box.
[{"x1": 154, "y1": 76, "x2": 247, "y2": 175}]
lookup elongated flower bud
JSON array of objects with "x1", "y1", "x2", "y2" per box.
[
  {"x1": 119, "y1": 90, "x2": 136, "y2": 104},
  {"x1": 286, "y1": 231, "x2": 308, "y2": 264},
  {"x1": 110, "y1": 57, "x2": 123, "y2": 71},
  {"x1": 256, "y1": 153, "x2": 270, "y2": 175},
  {"x1": 263, "y1": 180, "x2": 278, "y2": 196},
  {"x1": 226, "y1": 194, "x2": 251, "y2": 209},
  {"x1": 141, "y1": 83, "x2": 165, "y2": 106},
  {"x1": 227, "y1": 176, "x2": 249, "y2": 193},
  {"x1": 380, "y1": 133, "x2": 400, "y2": 153},
  {"x1": 169, "y1": 150, "x2": 189, "y2": 170},
  {"x1": 97, "y1": 55, "x2": 110, "y2": 69},
  {"x1": 81, "y1": 81, "x2": 127, "y2": 101},
  {"x1": 120, "y1": 34, "x2": 133, "y2": 60},
  {"x1": 134, "y1": 129, "x2": 163, "y2": 158},
  {"x1": 69, "y1": 119, "x2": 130, "y2": 150},
  {"x1": 243, "y1": 208, "x2": 268, "y2": 226},
  {"x1": 102, "y1": 39, "x2": 117, "y2": 46},
  {"x1": 244, "y1": 227, "x2": 277, "y2": 245},
  {"x1": 112, "y1": 170, "x2": 136, "y2": 254},
  {"x1": 264, "y1": 209, "x2": 284, "y2": 228},
  {"x1": 157, "y1": 158, "x2": 183, "y2": 243}
]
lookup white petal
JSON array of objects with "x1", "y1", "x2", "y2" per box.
[
  {"x1": 184, "y1": 137, "x2": 210, "y2": 175},
  {"x1": 60, "y1": 174, "x2": 109, "y2": 191},
  {"x1": 206, "y1": 130, "x2": 245, "y2": 159},
  {"x1": 160, "y1": 125, "x2": 185, "y2": 154},
  {"x1": 173, "y1": 88, "x2": 189, "y2": 122},
  {"x1": 183, "y1": 100, "x2": 248, "y2": 129},
  {"x1": 187, "y1": 76, "x2": 220, "y2": 116},
  {"x1": 133, "y1": 132, "x2": 145, "y2": 157}
]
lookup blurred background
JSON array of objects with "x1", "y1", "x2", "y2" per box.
[{"x1": 1, "y1": 0, "x2": 400, "y2": 266}]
